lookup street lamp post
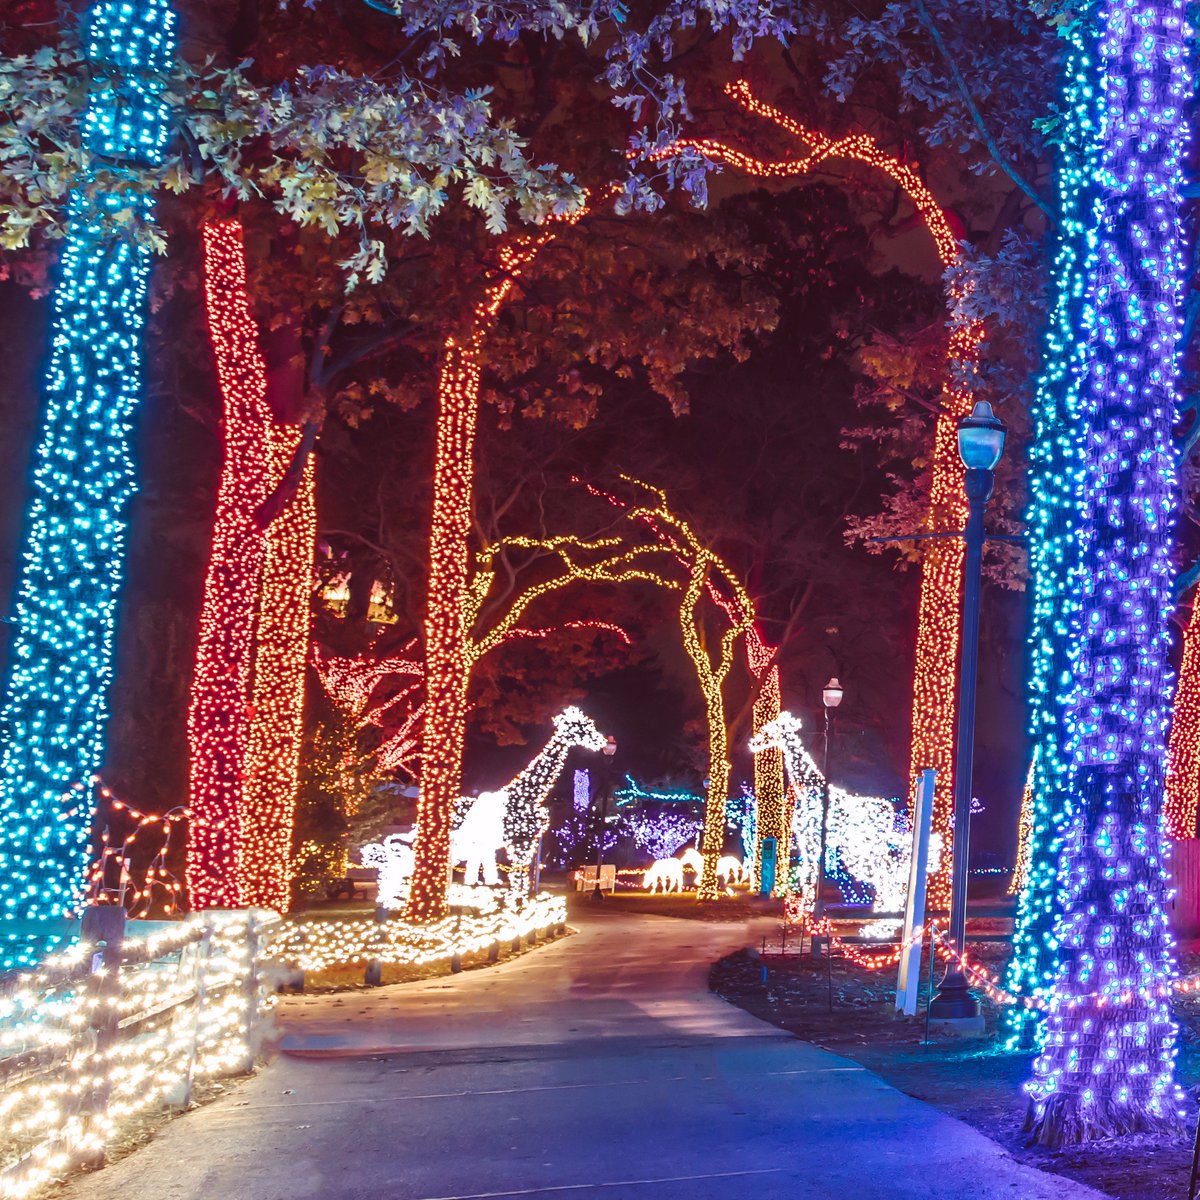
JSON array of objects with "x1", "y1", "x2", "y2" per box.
[
  {"x1": 812, "y1": 677, "x2": 843, "y2": 954},
  {"x1": 929, "y1": 400, "x2": 1007, "y2": 1021},
  {"x1": 590, "y1": 736, "x2": 618, "y2": 901}
]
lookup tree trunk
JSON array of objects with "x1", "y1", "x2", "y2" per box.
[
  {"x1": 404, "y1": 340, "x2": 479, "y2": 920},
  {"x1": 907, "y1": 405, "x2": 966, "y2": 910},
  {"x1": 750, "y1": 650, "x2": 785, "y2": 892},
  {"x1": 185, "y1": 220, "x2": 272, "y2": 910},
  {"x1": 238, "y1": 424, "x2": 315, "y2": 911},
  {"x1": 699, "y1": 715, "x2": 731, "y2": 901},
  {"x1": 1005, "y1": 17, "x2": 1100, "y2": 1049},
  {"x1": 1025, "y1": 0, "x2": 1189, "y2": 1144}
]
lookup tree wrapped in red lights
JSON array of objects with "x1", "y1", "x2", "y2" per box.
[
  {"x1": 187, "y1": 219, "x2": 317, "y2": 912},
  {"x1": 186, "y1": 221, "x2": 273, "y2": 910}
]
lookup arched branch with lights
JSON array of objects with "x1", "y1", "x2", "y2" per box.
[{"x1": 651, "y1": 80, "x2": 983, "y2": 906}]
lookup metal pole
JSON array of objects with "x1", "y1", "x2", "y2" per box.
[
  {"x1": 928, "y1": 466, "x2": 990, "y2": 1020},
  {"x1": 813, "y1": 706, "x2": 832, "y2": 955},
  {"x1": 590, "y1": 775, "x2": 609, "y2": 901}
]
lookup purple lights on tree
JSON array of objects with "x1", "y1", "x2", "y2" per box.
[{"x1": 1025, "y1": 0, "x2": 1193, "y2": 1146}]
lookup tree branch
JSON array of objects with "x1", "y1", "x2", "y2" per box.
[{"x1": 913, "y1": 0, "x2": 1053, "y2": 221}]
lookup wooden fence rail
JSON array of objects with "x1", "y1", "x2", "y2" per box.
[{"x1": 0, "y1": 909, "x2": 279, "y2": 1200}]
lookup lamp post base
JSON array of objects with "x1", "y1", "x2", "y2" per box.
[
  {"x1": 590, "y1": 884, "x2": 606, "y2": 902},
  {"x1": 928, "y1": 968, "x2": 980, "y2": 1021}
]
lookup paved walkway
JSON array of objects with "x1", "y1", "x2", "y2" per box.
[{"x1": 61, "y1": 909, "x2": 1102, "y2": 1200}]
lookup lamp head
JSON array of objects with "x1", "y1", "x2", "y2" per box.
[
  {"x1": 957, "y1": 400, "x2": 1007, "y2": 472},
  {"x1": 822, "y1": 677, "x2": 844, "y2": 709}
]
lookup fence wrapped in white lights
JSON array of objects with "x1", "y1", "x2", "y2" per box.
[
  {"x1": 272, "y1": 891, "x2": 568, "y2": 975},
  {"x1": 0, "y1": 909, "x2": 279, "y2": 1200}
]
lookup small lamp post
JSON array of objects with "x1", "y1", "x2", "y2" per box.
[
  {"x1": 929, "y1": 400, "x2": 1007, "y2": 1021},
  {"x1": 812, "y1": 677, "x2": 843, "y2": 951},
  {"x1": 590, "y1": 736, "x2": 618, "y2": 900}
]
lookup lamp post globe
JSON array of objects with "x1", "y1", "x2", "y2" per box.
[{"x1": 928, "y1": 400, "x2": 1007, "y2": 1023}]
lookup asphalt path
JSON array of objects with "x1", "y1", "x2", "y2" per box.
[{"x1": 59, "y1": 908, "x2": 1103, "y2": 1200}]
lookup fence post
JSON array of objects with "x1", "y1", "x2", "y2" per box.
[
  {"x1": 179, "y1": 925, "x2": 213, "y2": 1108},
  {"x1": 896, "y1": 768, "x2": 936, "y2": 1016},
  {"x1": 79, "y1": 933, "x2": 125, "y2": 1169},
  {"x1": 239, "y1": 917, "x2": 262, "y2": 1074}
]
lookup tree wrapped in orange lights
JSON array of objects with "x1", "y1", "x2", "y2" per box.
[
  {"x1": 238, "y1": 427, "x2": 316, "y2": 911},
  {"x1": 187, "y1": 220, "x2": 317, "y2": 913},
  {"x1": 405, "y1": 207, "x2": 598, "y2": 919},
  {"x1": 581, "y1": 477, "x2": 758, "y2": 899},
  {"x1": 654, "y1": 80, "x2": 982, "y2": 905},
  {"x1": 1166, "y1": 601, "x2": 1200, "y2": 839}
]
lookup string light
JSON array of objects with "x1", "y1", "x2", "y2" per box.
[
  {"x1": 85, "y1": 779, "x2": 187, "y2": 918},
  {"x1": 0, "y1": 0, "x2": 177, "y2": 963},
  {"x1": 1166, "y1": 599, "x2": 1200, "y2": 838},
  {"x1": 407, "y1": 205, "x2": 594, "y2": 921},
  {"x1": 237, "y1": 428, "x2": 316, "y2": 913},
  {"x1": 1008, "y1": 753, "x2": 1036, "y2": 897},
  {"x1": 579, "y1": 476, "x2": 759, "y2": 899},
  {"x1": 655, "y1": 80, "x2": 983, "y2": 907},
  {"x1": 274, "y1": 892, "x2": 565, "y2": 976},
  {"x1": 1005, "y1": 18, "x2": 1098, "y2": 1048},
  {"x1": 188, "y1": 219, "x2": 317, "y2": 914},
  {"x1": 748, "y1": 632, "x2": 785, "y2": 891},
  {"x1": 313, "y1": 642, "x2": 425, "y2": 780},
  {"x1": 186, "y1": 221, "x2": 273, "y2": 911},
  {"x1": 0, "y1": 910, "x2": 277, "y2": 1199},
  {"x1": 1024, "y1": 0, "x2": 1191, "y2": 1144},
  {"x1": 359, "y1": 834, "x2": 417, "y2": 909},
  {"x1": 751, "y1": 712, "x2": 930, "y2": 918},
  {"x1": 496, "y1": 707, "x2": 608, "y2": 897}
]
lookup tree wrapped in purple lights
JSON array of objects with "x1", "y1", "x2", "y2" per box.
[{"x1": 1025, "y1": 0, "x2": 1192, "y2": 1146}]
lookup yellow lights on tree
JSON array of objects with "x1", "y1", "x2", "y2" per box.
[{"x1": 654, "y1": 80, "x2": 982, "y2": 907}]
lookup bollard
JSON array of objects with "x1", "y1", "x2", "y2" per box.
[
  {"x1": 364, "y1": 959, "x2": 383, "y2": 987},
  {"x1": 488, "y1": 940, "x2": 500, "y2": 963},
  {"x1": 451, "y1": 952, "x2": 463, "y2": 973},
  {"x1": 511, "y1": 935, "x2": 521, "y2": 953}
]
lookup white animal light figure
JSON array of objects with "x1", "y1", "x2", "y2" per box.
[
  {"x1": 678, "y1": 846, "x2": 703, "y2": 886},
  {"x1": 502, "y1": 706, "x2": 608, "y2": 897},
  {"x1": 716, "y1": 855, "x2": 750, "y2": 890},
  {"x1": 751, "y1": 712, "x2": 923, "y2": 916},
  {"x1": 358, "y1": 833, "x2": 415, "y2": 911},
  {"x1": 450, "y1": 789, "x2": 507, "y2": 886},
  {"x1": 644, "y1": 858, "x2": 684, "y2": 893}
]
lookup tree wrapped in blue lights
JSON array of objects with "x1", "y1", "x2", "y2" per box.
[
  {"x1": 1004, "y1": 18, "x2": 1098, "y2": 1047},
  {"x1": 0, "y1": 0, "x2": 176, "y2": 954},
  {"x1": 1025, "y1": 0, "x2": 1192, "y2": 1145}
]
